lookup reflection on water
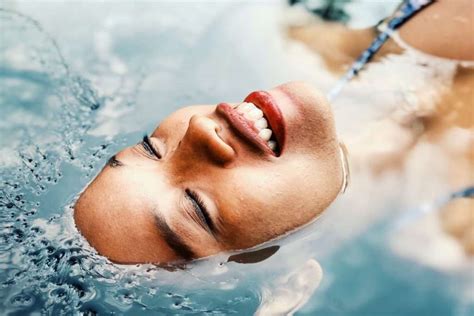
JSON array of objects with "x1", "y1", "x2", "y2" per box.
[{"x1": 0, "y1": 2, "x2": 473, "y2": 315}]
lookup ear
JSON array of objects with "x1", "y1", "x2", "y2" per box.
[
  {"x1": 255, "y1": 259, "x2": 323, "y2": 316},
  {"x1": 227, "y1": 245, "x2": 280, "y2": 264}
]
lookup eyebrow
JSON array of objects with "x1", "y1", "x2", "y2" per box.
[{"x1": 154, "y1": 214, "x2": 195, "y2": 260}]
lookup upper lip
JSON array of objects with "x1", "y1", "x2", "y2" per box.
[{"x1": 216, "y1": 90, "x2": 286, "y2": 157}]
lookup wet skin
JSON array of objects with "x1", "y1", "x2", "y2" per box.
[{"x1": 74, "y1": 82, "x2": 344, "y2": 264}]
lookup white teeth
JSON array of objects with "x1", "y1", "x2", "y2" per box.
[
  {"x1": 267, "y1": 140, "x2": 277, "y2": 151},
  {"x1": 236, "y1": 102, "x2": 263, "y2": 121},
  {"x1": 237, "y1": 102, "x2": 255, "y2": 113},
  {"x1": 236, "y1": 103, "x2": 276, "y2": 150},
  {"x1": 245, "y1": 108, "x2": 263, "y2": 121},
  {"x1": 254, "y1": 117, "x2": 268, "y2": 130},
  {"x1": 258, "y1": 128, "x2": 272, "y2": 141}
]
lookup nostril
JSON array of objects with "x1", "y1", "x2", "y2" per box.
[
  {"x1": 214, "y1": 125, "x2": 224, "y2": 139},
  {"x1": 186, "y1": 115, "x2": 236, "y2": 164}
]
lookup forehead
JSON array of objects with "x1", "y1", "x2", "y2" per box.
[
  {"x1": 74, "y1": 169, "x2": 179, "y2": 263},
  {"x1": 76, "y1": 162, "x2": 220, "y2": 261},
  {"x1": 90, "y1": 157, "x2": 177, "y2": 215}
]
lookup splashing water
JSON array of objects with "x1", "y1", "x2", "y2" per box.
[
  {"x1": 327, "y1": 0, "x2": 435, "y2": 101},
  {"x1": 0, "y1": 8, "x2": 120, "y2": 314}
]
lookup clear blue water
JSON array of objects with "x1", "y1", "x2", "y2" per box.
[{"x1": 1, "y1": 1, "x2": 472, "y2": 315}]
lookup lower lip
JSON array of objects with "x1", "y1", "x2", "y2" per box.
[{"x1": 216, "y1": 103, "x2": 275, "y2": 156}]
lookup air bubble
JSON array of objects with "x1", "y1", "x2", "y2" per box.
[{"x1": 10, "y1": 293, "x2": 34, "y2": 307}]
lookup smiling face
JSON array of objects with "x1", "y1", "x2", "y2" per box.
[{"x1": 74, "y1": 82, "x2": 344, "y2": 264}]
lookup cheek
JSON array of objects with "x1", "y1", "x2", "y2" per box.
[
  {"x1": 216, "y1": 167, "x2": 302, "y2": 241},
  {"x1": 289, "y1": 116, "x2": 336, "y2": 157},
  {"x1": 241, "y1": 159, "x2": 329, "y2": 215},
  {"x1": 224, "y1": 159, "x2": 319, "y2": 210}
]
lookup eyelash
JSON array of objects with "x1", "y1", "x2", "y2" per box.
[
  {"x1": 142, "y1": 135, "x2": 162, "y2": 159},
  {"x1": 107, "y1": 155, "x2": 122, "y2": 167},
  {"x1": 185, "y1": 189, "x2": 214, "y2": 232}
]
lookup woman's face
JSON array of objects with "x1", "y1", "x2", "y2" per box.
[{"x1": 74, "y1": 82, "x2": 344, "y2": 264}]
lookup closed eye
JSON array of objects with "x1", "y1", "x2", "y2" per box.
[
  {"x1": 142, "y1": 135, "x2": 162, "y2": 159},
  {"x1": 185, "y1": 189, "x2": 215, "y2": 234}
]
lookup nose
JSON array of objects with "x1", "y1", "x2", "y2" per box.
[{"x1": 180, "y1": 115, "x2": 235, "y2": 165}]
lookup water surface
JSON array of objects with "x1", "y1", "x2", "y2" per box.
[{"x1": 1, "y1": 1, "x2": 472, "y2": 315}]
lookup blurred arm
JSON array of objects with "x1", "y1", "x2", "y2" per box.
[
  {"x1": 399, "y1": 0, "x2": 474, "y2": 61},
  {"x1": 288, "y1": 0, "x2": 474, "y2": 73}
]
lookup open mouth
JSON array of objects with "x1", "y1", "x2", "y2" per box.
[
  {"x1": 232, "y1": 101, "x2": 279, "y2": 153},
  {"x1": 216, "y1": 91, "x2": 285, "y2": 156}
]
